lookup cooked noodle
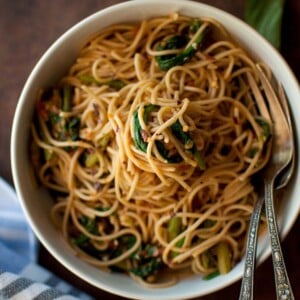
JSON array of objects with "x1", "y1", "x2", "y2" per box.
[{"x1": 30, "y1": 14, "x2": 272, "y2": 287}]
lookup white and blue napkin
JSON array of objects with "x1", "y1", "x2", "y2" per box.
[{"x1": 0, "y1": 177, "x2": 93, "y2": 300}]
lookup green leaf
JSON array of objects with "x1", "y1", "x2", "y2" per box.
[
  {"x1": 155, "y1": 21, "x2": 207, "y2": 71},
  {"x1": 132, "y1": 105, "x2": 158, "y2": 152},
  {"x1": 245, "y1": 0, "x2": 285, "y2": 49}
]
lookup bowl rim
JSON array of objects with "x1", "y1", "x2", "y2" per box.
[{"x1": 11, "y1": 0, "x2": 300, "y2": 299}]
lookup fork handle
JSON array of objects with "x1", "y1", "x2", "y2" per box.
[
  {"x1": 239, "y1": 195, "x2": 264, "y2": 300},
  {"x1": 265, "y1": 180, "x2": 295, "y2": 300}
]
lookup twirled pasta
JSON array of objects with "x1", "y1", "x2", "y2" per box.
[{"x1": 30, "y1": 14, "x2": 271, "y2": 287}]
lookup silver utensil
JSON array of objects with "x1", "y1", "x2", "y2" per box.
[
  {"x1": 239, "y1": 66, "x2": 295, "y2": 300},
  {"x1": 275, "y1": 83, "x2": 295, "y2": 190}
]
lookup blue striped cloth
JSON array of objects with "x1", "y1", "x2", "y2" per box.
[{"x1": 0, "y1": 177, "x2": 93, "y2": 300}]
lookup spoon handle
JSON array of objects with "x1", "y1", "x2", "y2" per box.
[
  {"x1": 265, "y1": 180, "x2": 295, "y2": 300},
  {"x1": 239, "y1": 195, "x2": 264, "y2": 300}
]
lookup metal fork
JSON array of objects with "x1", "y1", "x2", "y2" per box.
[
  {"x1": 239, "y1": 65, "x2": 295, "y2": 300},
  {"x1": 275, "y1": 83, "x2": 295, "y2": 190}
]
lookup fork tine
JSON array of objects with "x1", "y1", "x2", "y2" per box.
[
  {"x1": 277, "y1": 83, "x2": 292, "y2": 128},
  {"x1": 256, "y1": 64, "x2": 293, "y2": 156},
  {"x1": 256, "y1": 64, "x2": 287, "y2": 126},
  {"x1": 276, "y1": 81, "x2": 295, "y2": 190},
  {"x1": 246, "y1": 72, "x2": 271, "y2": 123}
]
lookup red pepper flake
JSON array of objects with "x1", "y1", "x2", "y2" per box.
[
  {"x1": 186, "y1": 80, "x2": 195, "y2": 86},
  {"x1": 205, "y1": 54, "x2": 214, "y2": 61},
  {"x1": 36, "y1": 101, "x2": 49, "y2": 120},
  {"x1": 233, "y1": 115, "x2": 239, "y2": 125},
  {"x1": 177, "y1": 164, "x2": 191, "y2": 172},
  {"x1": 170, "y1": 211, "x2": 176, "y2": 218},
  {"x1": 141, "y1": 129, "x2": 149, "y2": 142}
]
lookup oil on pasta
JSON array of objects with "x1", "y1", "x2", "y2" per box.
[{"x1": 30, "y1": 14, "x2": 272, "y2": 287}]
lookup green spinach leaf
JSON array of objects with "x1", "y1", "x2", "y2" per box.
[{"x1": 245, "y1": 0, "x2": 285, "y2": 49}]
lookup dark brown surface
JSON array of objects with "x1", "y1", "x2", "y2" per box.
[{"x1": 1, "y1": 1, "x2": 299, "y2": 299}]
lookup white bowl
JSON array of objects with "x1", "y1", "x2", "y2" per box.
[{"x1": 11, "y1": 0, "x2": 300, "y2": 299}]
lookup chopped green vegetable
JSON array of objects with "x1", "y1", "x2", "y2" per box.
[
  {"x1": 49, "y1": 112, "x2": 62, "y2": 125},
  {"x1": 201, "y1": 249, "x2": 216, "y2": 269},
  {"x1": 248, "y1": 147, "x2": 259, "y2": 158},
  {"x1": 245, "y1": 0, "x2": 285, "y2": 49},
  {"x1": 130, "y1": 257, "x2": 162, "y2": 278},
  {"x1": 84, "y1": 152, "x2": 98, "y2": 168},
  {"x1": 97, "y1": 132, "x2": 112, "y2": 149},
  {"x1": 157, "y1": 35, "x2": 188, "y2": 53},
  {"x1": 73, "y1": 216, "x2": 98, "y2": 246},
  {"x1": 73, "y1": 233, "x2": 89, "y2": 246},
  {"x1": 255, "y1": 117, "x2": 271, "y2": 141},
  {"x1": 49, "y1": 113, "x2": 80, "y2": 143},
  {"x1": 155, "y1": 21, "x2": 207, "y2": 70},
  {"x1": 216, "y1": 242, "x2": 232, "y2": 275},
  {"x1": 193, "y1": 149, "x2": 206, "y2": 170},
  {"x1": 106, "y1": 79, "x2": 126, "y2": 90},
  {"x1": 78, "y1": 74, "x2": 99, "y2": 85},
  {"x1": 67, "y1": 117, "x2": 81, "y2": 141},
  {"x1": 43, "y1": 149, "x2": 54, "y2": 161},
  {"x1": 130, "y1": 244, "x2": 162, "y2": 278},
  {"x1": 132, "y1": 106, "x2": 182, "y2": 162},
  {"x1": 78, "y1": 75, "x2": 126, "y2": 90},
  {"x1": 189, "y1": 19, "x2": 202, "y2": 33},
  {"x1": 62, "y1": 85, "x2": 72, "y2": 112},
  {"x1": 171, "y1": 120, "x2": 206, "y2": 170},
  {"x1": 171, "y1": 121, "x2": 194, "y2": 149},
  {"x1": 167, "y1": 217, "x2": 182, "y2": 241},
  {"x1": 167, "y1": 217, "x2": 185, "y2": 258},
  {"x1": 202, "y1": 219, "x2": 216, "y2": 228},
  {"x1": 171, "y1": 237, "x2": 185, "y2": 258},
  {"x1": 110, "y1": 235, "x2": 138, "y2": 260},
  {"x1": 119, "y1": 235, "x2": 137, "y2": 250},
  {"x1": 133, "y1": 104, "x2": 158, "y2": 152},
  {"x1": 155, "y1": 140, "x2": 182, "y2": 163},
  {"x1": 203, "y1": 271, "x2": 220, "y2": 280},
  {"x1": 132, "y1": 106, "x2": 205, "y2": 169}
]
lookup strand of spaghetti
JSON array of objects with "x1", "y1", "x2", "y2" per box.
[
  {"x1": 123, "y1": 20, "x2": 147, "y2": 53},
  {"x1": 38, "y1": 163, "x2": 69, "y2": 192},
  {"x1": 134, "y1": 53, "x2": 145, "y2": 81},
  {"x1": 146, "y1": 98, "x2": 190, "y2": 175},
  {"x1": 31, "y1": 125, "x2": 71, "y2": 163},
  {"x1": 61, "y1": 150, "x2": 82, "y2": 239},
  {"x1": 171, "y1": 219, "x2": 237, "y2": 264},
  {"x1": 73, "y1": 199, "x2": 118, "y2": 218},
  {"x1": 120, "y1": 211, "x2": 149, "y2": 242},
  {"x1": 155, "y1": 204, "x2": 223, "y2": 250},
  {"x1": 73, "y1": 230, "x2": 142, "y2": 267},
  {"x1": 38, "y1": 117, "x2": 91, "y2": 148},
  {"x1": 30, "y1": 15, "x2": 272, "y2": 285}
]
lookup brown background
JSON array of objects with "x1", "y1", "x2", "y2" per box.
[{"x1": 1, "y1": 1, "x2": 299, "y2": 299}]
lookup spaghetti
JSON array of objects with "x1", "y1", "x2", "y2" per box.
[{"x1": 30, "y1": 14, "x2": 272, "y2": 287}]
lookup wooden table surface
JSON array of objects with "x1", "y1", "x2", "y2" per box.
[{"x1": 1, "y1": 1, "x2": 299, "y2": 299}]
